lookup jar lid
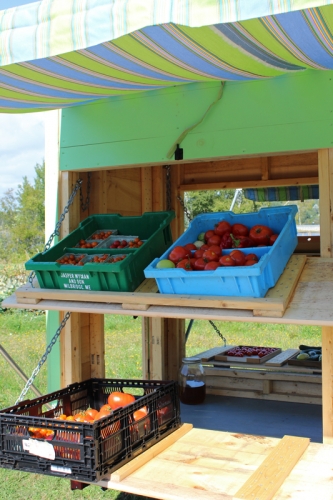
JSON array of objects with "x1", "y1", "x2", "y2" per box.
[{"x1": 182, "y1": 357, "x2": 201, "y2": 364}]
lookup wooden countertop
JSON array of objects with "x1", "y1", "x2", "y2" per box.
[
  {"x1": 4, "y1": 257, "x2": 333, "y2": 326},
  {"x1": 90, "y1": 425, "x2": 333, "y2": 500}
]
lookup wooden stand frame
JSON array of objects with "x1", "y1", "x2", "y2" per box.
[{"x1": 40, "y1": 131, "x2": 332, "y2": 443}]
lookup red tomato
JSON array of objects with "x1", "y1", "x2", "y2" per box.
[
  {"x1": 193, "y1": 258, "x2": 207, "y2": 271},
  {"x1": 184, "y1": 243, "x2": 197, "y2": 252},
  {"x1": 100, "y1": 404, "x2": 112, "y2": 413},
  {"x1": 85, "y1": 408, "x2": 99, "y2": 420},
  {"x1": 168, "y1": 246, "x2": 189, "y2": 264},
  {"x1": 270, "y1": 234, "x2": 279, "y2": 245},
  {"x1": 204, "y1": 261, "x2": 221, "y2": 271},
  {"x1": 133, "y1": 407, "x2": 148, "y2": 421},
  {"x1": 176, "y1": 258, "x2": 193, "y2": 271},
  {"x1": 219, "y1": 255, "x2": 235, "y2": 266},
  {"x1": 208, "y1": 245, "x2": 222, "y2": 257},
  {"x1": 231, "y1": 223, "x2": 249, "y2": 237},
  {"x1": 200, "y1": 244, "x2": 209, "y2": 251},
  {"x1": 244, "y1": 259, "x2": 257, "y2": 266},
  {"x1": 204, "y1": 230, "x2": 215, "y2": 242},
  {"x1": 245, "y1": 253, "x2": 259, "y2": 262},
  {"x1": 203, "y1": 249, "x2": 220, "y2": 262},
  {"x1": 207, "y1": 234, "x2": 221, "y2": 247},
  {"x1": 214, "y1": 221, "x2": 232, "y2": 236},
  {"x1": 194, "y1": 249, "x2": 204, "y2": 259},
  {"x1": 249, "y1": 225, "x2": 273, "y2": 246},
  {"x1": 229, "y1": 249, "x2": 246, "y2": 266},
  {"x1": 107, "y1": 392, "x2": 135, "y2": 410}
]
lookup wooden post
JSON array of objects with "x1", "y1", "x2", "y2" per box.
[
  {"x1": 318, "y1": 148, "x2": 333, "y2": 443},
  {"x1": 58, "y1": 171, "x2": 106, "y2": 386}
]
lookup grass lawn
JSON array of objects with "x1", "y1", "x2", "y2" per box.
[{"x1": 0, "y1": 310, "x2": 322, "y2": 499}]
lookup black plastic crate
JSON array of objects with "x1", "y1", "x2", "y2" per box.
[{"x1": 0, "y1": 378, "x2": 180, "y2": 482}]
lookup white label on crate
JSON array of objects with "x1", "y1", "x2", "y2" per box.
[
  {"x1": 50, "y1": 465, "x2": 72, "y2": 475},
  {"x1": 60, "y1": 272, "x2": 91, "y2": 290},
  {"x1": 23, "y1": 438, "x2": 55, "y2": 460}
]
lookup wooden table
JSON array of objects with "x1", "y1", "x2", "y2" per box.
[{"x1": 91, "y1": 425, "x2": 333, "y2": 500}]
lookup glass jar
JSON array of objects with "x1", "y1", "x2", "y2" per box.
[{"x1": 179, "y1": 357, "x2": 206, "y2": 405}]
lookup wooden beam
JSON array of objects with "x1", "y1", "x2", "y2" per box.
[
  {"x1": 141, "y1": 167, "x2": 153, "y2": 212},
  {"x1": 261, "y1": 157, "x2": 270, "y2": 181},
  {"x1": 89, "y1": 314, "x2": 105, "y2": 378},
  {"x1": 318, "y1": 149, "x2": 333, "y2": 443},
  {"x1": 233, "y1": 435, "x2": 309, "y2": 500},
  {"x1": 180, "y1": 176, "x2": 318, "y2": 192}
]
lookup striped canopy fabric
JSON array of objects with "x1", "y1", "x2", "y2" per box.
[
  {"x1": 244, "y1": 186, "x2": 320, "y2": 202},
  {"x1": 1, "y1": 0, "x2": 333, "y2": 112}
]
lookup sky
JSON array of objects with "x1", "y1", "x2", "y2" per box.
[
  {"x1": 0, "y1": 113, "x2": 45, "y2": 198},
  {"x1": 0, "y1": 1, "x2": 45, "y2": 199}
]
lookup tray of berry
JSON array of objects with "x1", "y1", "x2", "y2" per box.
[{"x1": 214, "y1": 345, "x2": 281, "y2": 364}]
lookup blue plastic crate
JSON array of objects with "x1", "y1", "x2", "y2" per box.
[{"x1": 144, "y1": 206, "x2": 298, "y2": 298}]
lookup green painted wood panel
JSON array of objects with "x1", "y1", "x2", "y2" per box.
[{"x1": 60, "y1": 70, "x2": 333, "y2": 170}]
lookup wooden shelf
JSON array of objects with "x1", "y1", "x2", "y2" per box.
[{"x1": 3, "y1": 256, "x2": 333, "y2": 326}]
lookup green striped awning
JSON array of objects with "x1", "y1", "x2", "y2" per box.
[{"x1": 1, "y1": 0, "x2": 333, "y2": 112}]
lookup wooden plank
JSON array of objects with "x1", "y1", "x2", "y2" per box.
[
  {"x1": 322, "y1": 326, "x2": 333, "y2": 444},
  {"x1": 191, "y1": 345, "x2": 236, "y2": 362},
  {"x1": 134, "y1": 279, "x2": 158, "y2": 294},
  {"x1": 233, "y1": 435, "x2": 310, "y2": 500},
  {"x1": 122, "y1": 303, "x2": 150, "y2": 311},
  {"x1": 110, "y1": 423, "x2": 193, "y2": 482},
  {"x1": 265, "y1": 349, "x2": 300, "y2": 367},
  {"x1": 207, "y1": 387, "x2": 321, "y2": 405},
  {"x1": 89, "y1": 314, "x2": 105, "y2": 378},
  {"x1": 14, "y1": 297, "x2": 41, "y2": 305},
  {"x1": 180, "y1": 177, "x2": 318, "y2": 192}
]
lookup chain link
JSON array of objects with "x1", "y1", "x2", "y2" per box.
[
  {"x1": 80, "y1": 172, "x2": 92, "y2": 212},
  {"x1": 15, "y1": 312, "x2": 71, "y2": 405},
  {"x1": 177, "y1": 195, "x2": 192, "y2": 222},
  {"x1": 163, "y1": 165, "x2": 172, "y2": 211},
  {"x1": 209, "y1": 320, "x2": 227, "y2": 346},
  {"x1": 27, "y1": 178, "x2": 84, "y2": 288}
]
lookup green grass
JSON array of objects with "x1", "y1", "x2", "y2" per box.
[{"x1": 0, "y1": 310, "x2": 322, "y2": 499}]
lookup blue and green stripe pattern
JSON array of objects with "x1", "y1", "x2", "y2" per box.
[{"x1": 1, "y1": 0, "x2": 333, "y2": 112}]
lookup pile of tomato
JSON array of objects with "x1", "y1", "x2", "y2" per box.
[
  {"x1": 90, "y1": 231, "x2": 114, "y2": 240},
  {"x1": 109, "y1": 237, "x2": 144, "y2": 249},
  {"x1": 27, "y1": 391, "x2": 149, "y2": 441},
  {"x1": 56, "y1": 254, "x2": 86, "y2": 266},
  {"x1": 226, "y1": 346, "x2": 278, "y2": 358},
  {"x1": 165, "y1": 220, "x2": 278, "y2": 271},
  {"x1": 108, "y1": 255, "x2": 127, "y2": 263}
]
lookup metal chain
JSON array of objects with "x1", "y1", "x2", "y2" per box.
[
  {"x1": 15, "y1": 312, "x2": 71, "y2": 405},
  {"x1": 177, "y1": 195, "x2": 228, "y2": 346},
  {"x1": 28, "y1": 178, "x2": 84, "y2": 287},
  {"x1": 177, "y1": 195, "x2": 192, "y2": 222},
  {"x1": 80, "y1": 172, "x2": 92, "y2": 212},
  {"x1": 209, "y1": 320, "x2": 227, "y2": 346},
  {"x1": 164, "y1": 165, "x2": 172, "y2": 211}
]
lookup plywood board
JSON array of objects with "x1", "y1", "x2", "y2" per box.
[{"x1": 15, "y1": 256, "x2": 306, "y2": 318}]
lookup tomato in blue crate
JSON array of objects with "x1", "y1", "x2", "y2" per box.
[
  {"x1": 204, "y1": 261, "x2": 220, "y2": 271},
  {"x1": 249, "y1": 224, "x2": 273, "y2": 246},
  {"x1": 214, "y1": 220, "x2": 232, "y2": 236},
  {"x1": 177, "y1": 258, "x2": 193, "y2": 271},
  {"x1": 229, "y1": 249, "x2": 246, "y2": 266},
  {"x1": 168, "y1": 245, "x2": 189, "y2": 263},
  {"x1": 203, "y1": 249, "x2": 220, "y2": 262},
  {"x1": 231, "y1": 223, "x2": 249, "y2": 237}
]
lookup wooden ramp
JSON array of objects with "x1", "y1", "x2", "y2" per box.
[
  {"x1": 15, "y1": 255, "x2": 306, "y2": 318},
  {"x1": 90, "y1": 426, "x2": 332, "y2": 500}
]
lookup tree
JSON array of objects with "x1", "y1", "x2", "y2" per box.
[
  {"x1": 0, "y1": 161, "x2": 45, "y2": 261},
  {"x1": 184, "y1": 189, "x2": 257, "y2": 221}
]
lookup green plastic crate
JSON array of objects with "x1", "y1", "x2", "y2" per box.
[{"x1": 25, "y1": 211, "x2": 174, "y2": 292}]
